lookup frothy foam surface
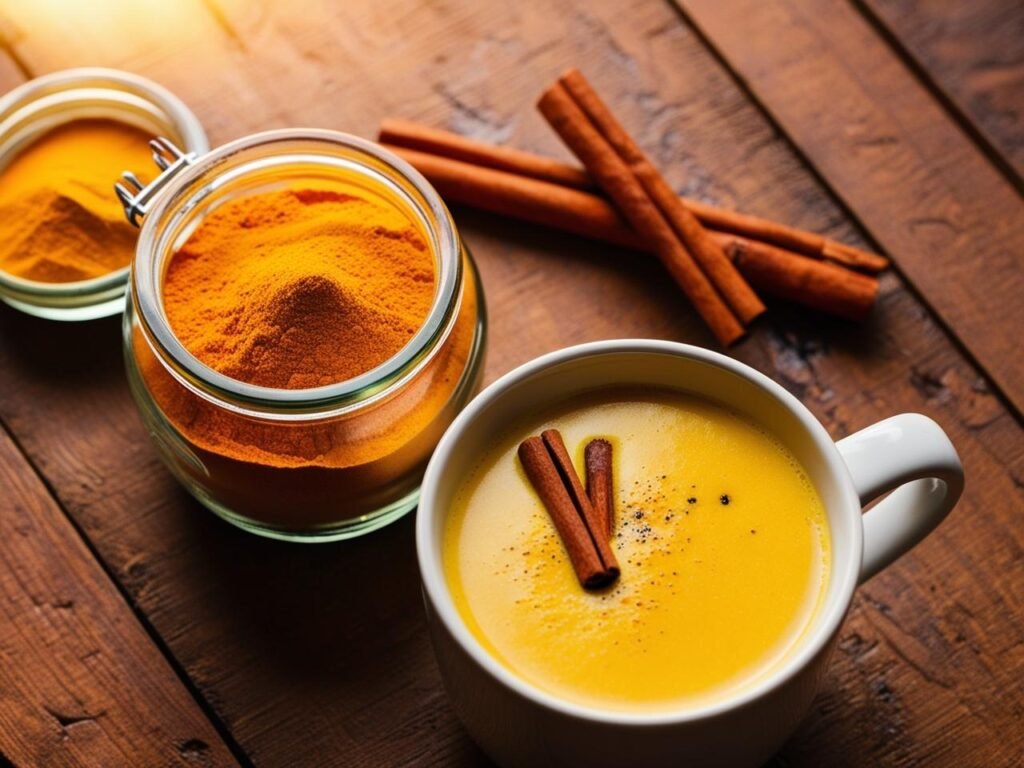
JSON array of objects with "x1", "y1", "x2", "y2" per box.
[{"x1": 444, "y1": 389, "x2": 830, "y2": 712}]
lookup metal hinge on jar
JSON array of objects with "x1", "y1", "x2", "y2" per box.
[{"x1": 115, "y1": 137, "x2": 197, "y2": 227}]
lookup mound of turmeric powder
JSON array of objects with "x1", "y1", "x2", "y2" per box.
[
  {"x1": 162, "y1": 185, "x2": 436, "y2": 388},
  {"x1": 0, "y1": 119, "x2": 154, "y2": 282},
  {"x1": 132, "y1": 179, "x2": 480, "y2": 527}
]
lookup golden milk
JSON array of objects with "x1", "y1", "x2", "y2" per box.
[{"x1": 443, "y1": 389, "x2": 830, "y2": 712}]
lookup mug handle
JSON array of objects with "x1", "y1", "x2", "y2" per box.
[{"x1": 835, "y1": 413, "x2": 964, "y2": 584}]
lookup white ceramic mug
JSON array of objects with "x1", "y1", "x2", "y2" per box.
[{"x1": 417, "y1": 340, "x2": 963, "y2": 768}]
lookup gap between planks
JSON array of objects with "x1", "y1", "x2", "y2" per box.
[
  {"x1": 0, "y1": 418, "x2": 254, "y2": 768},
  {"x1": 849, "y1": 0, "x2": 1024, "y2": 198},
  {"x1": 669, "y1": 0, "x2": 1024, "y2": 425}
]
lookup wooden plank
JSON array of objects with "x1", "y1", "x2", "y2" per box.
[
  {"x1": 0, "y1": 0, "x2": 1021, "y2": 766},
  {"x1": 675, "y1": 0, "x2": 1024, "y2": 419},
  {"x1": 0, "y1": 424, "x2": 241, "y2": 767},
  {"x1": 856, "y1": 0, "x2": 1024, "y2": 191},
  {"x1": 0, "y1": 0, "x2": 284, "y2": 142},
  {"x1": 0, "y1": 20, "x2": 28, "y2": 89}
]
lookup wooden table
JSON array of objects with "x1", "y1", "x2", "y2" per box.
[{"x1": 0, "y1": 1, "x2": 1021, "y2": 765}]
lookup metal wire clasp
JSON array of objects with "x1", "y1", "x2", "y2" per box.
[{"x1": 115, "y1": 137, "x2": 197, "y2": 227}]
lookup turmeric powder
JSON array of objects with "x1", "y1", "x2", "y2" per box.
[
  {"x1": 163, "y1": 186, "x2": 435, "y2": 388},
  {"x1": 0, "y1": 119, "x2": 154, "y2": 282},
  {"x1": 132, "y1": 179, "x2": 483, "y2": 531}
]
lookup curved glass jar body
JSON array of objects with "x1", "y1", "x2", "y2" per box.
[
  {"x1": 123, "y1": 130, "x2": 486, "y2": 541},
  {"x1": 0, "y1": 67, "x2": 207, "y2": 320}
]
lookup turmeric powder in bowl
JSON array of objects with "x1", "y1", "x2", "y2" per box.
[
  {"x1": 0, "y1": 68, "x2": 207, "y2": 319},
  {"x1": 0, "y1": 119, "x2": 154, "y2": 282},
  {"x1": 123, "y1": 130, "x2": 486, "y2": 541}
]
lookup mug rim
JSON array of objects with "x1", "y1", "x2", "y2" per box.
[{"x1": 416, "y1": 339, "x2": 862, "y2": 726}]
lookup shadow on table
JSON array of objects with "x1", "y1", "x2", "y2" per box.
[
  {"x1": 0, "y1": 303, "x2": 124, "y2": 378},
  {"x1": 172, "y1": 481, "x2": 494, "y2": 766}
]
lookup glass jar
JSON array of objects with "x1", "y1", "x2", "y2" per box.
[
  {"x1": 0, "y1": 67, "x2": 207, "y2": 320},
  {"x1": 122, "y1": 130, "x2": 487, "y2": 541}
]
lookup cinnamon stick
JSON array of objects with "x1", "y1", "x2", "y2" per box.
[
  {"x1": 386, "y1": 145, "x2": 634, "y2": 247},
  {"x1": 518, "y1": 432, "x2": 620, "y2": 590},
  {"x1": 556, "y1": 69, "x2": 765, "y2": 325},
  {"x1": 379, "y1": 121, "x2": 887, "y2": 273},
  {"x1": 719, "y1": 234, "x2": 878, "y2": 322},
  {"x1": 381, "y1": 118, "x2": 593, "y2": 191},
  {"x1": 538, "y1": 81, "x2": 745, "y2": 346},
  {"x1": 384, "y1": 144, "x2": 878, "y2": 320},
  {"x1": 820, "y1": 239, "x2": 887, "y2": 273},
  {"x1": 585, "y1": 439, "x2": 614, "y2": 538}
]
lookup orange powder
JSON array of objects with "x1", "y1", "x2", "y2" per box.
[
  {"x1": 132, "y1": 182, "x2": 482, "y2": 529},
  {"x1": 0, "y1": 119, "x2": 154, "y2": 282},
  {"x1": 163, "y1": 187, "x2": 435, "y2": 388}
]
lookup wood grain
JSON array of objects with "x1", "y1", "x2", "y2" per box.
[
  {"x1": 857, "y1": 0, "x2": 1024, "y2": 190},
  {"x1": 0, "y1": 423, "x2": 240, "y2": 767},
  {"x1": 677, "y1": 0, "x2": 1024, "y2": 420},
  {"x1": 0, "y1": 0, "x2": 1021, "y2": 766}
]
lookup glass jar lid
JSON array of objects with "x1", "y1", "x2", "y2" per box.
[{"x1": 122, "y1": 129, "x2": 465, "y2": 420}]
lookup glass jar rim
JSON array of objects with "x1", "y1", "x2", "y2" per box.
[
  {"x1": 132, "y1": 128, "x2": 464, "y2": 418},
  {"x1": 0, "y1": 67, "x2": 208, "y2": 299}
]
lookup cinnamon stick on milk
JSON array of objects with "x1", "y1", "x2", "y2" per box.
[
  {"x1": 519, "y1": 430, "x2": 620, "y2": 590},
  {"x1": 585, "y1": 439, "x2": 615, "y2": 538}
]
